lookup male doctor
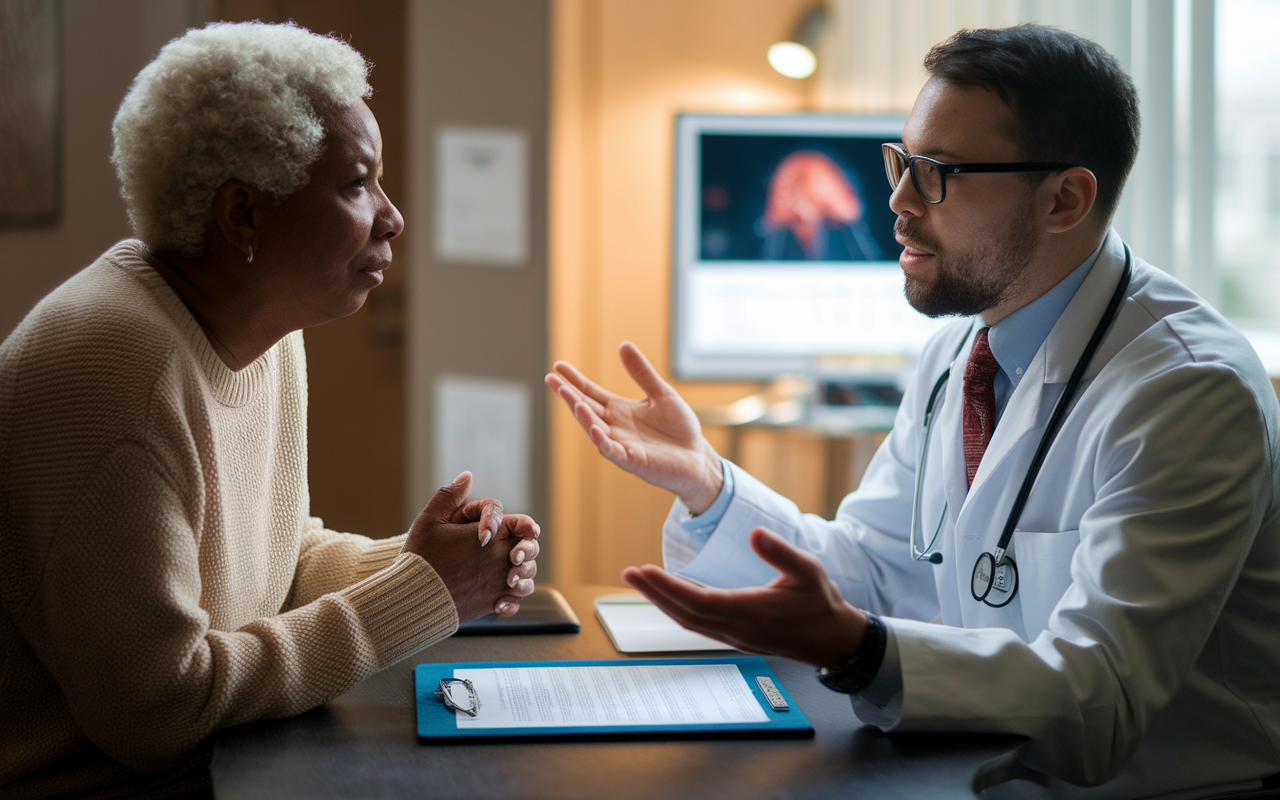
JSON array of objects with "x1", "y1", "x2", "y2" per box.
[{"x1": 547, "y1": 24, "x2": 1280, "y2": 800}]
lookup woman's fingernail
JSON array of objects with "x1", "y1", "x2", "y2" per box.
[
  {"x1": 510, "y1": 573, "x2": 519, "y2": 587},
  {"x1": 515, "y1": 551, "x2": 525, "y2": 565},
  {"x1": 480, "y1": 531, "x2": 492, "y2": 547},
  {"x1": 497, "y1": 602, "x2": 512, "y2": 614}
]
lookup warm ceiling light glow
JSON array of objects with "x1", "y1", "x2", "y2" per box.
[
  {"x1": 770, "y1": 4, "x2": 827, "y2": 79},
  {"x1": 768, "y1": 41, "x2": 817, "y2": 79}
]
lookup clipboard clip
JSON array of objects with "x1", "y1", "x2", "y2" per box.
[
  {"x1": 434, "y1": 678, "x2": 482, "y2": 717},
  {"x1": 755, "y1": 676, "x2": 789, "y2": 711}
]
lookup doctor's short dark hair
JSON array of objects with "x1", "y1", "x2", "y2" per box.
[{"x1": 924, "y1": 24, "x2": 1140, "y2": 227}]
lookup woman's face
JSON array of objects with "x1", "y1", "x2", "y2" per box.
[{"x1": 254, "y1": 101, "x2": 404, "y2": 325}]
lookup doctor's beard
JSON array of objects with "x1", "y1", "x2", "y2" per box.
[{"x1": 896, "y1": 202, "x2": 1038, "y2": 319}]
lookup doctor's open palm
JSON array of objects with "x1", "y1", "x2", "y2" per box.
[{"x1": 545, "y1": 342, "x2": 725, "y2": 514}]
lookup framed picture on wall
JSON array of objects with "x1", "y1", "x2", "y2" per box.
[{"x1": 0, "y1": 0, "x2": 62, "y2": 229}]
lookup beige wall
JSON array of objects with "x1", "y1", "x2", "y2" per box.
[
  {"x1": 0, "y1": 0, "x2": 201, "y2": 338},
  {"x1": 404, "y1": 0, "x2": 552, "y2": 551},
  {"x1": 549, "y1": 0, "x2": 815, "y2": 586}
]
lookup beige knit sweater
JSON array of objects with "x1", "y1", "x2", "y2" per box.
[{"x1": 0, "y1": 241, "x2": 459, "y2": 798}]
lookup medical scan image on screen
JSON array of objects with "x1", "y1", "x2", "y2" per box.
[
  {"x1": 672, "y1": 115, "x2": 949, "y2": 380},
  {"x1": 698, "y1": 135, "x2": 900, "y2": 263}
]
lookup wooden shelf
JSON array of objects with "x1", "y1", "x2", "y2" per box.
[{"x1": 707, "y1": 423, "x2": 888, "y2": 519}]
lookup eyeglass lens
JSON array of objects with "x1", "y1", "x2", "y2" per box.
[
  {"x1": 882, "y1": 145, "x2": 905, "y2": 193},
  {"x1": 882, "y1": 145, "x2": 944, "y2": 203},
  {"x1": 439, "y1": 679, "x2": 479, "y2": 715}
]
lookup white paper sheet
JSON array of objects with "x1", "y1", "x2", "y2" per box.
[
  {"x1": 435, "y1": 127, "x2": 527, "y2": 266},
  {"x1": 452, "y1": 663, "x2": 767, "y2": 729},
  {"x1": 595, "y1": 596, "x2": 737, "y2": 653},
  {"x1": 434, "y1": 375, "x2": 531, "y2": 513}
]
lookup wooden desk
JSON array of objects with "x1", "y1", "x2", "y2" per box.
[{"x1": 212, "y1": 586, "x2": 1020, "y2": 799}]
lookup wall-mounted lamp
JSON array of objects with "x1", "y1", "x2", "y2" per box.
[{"x1": 768, "y1": 3, "x2": 829, "y2": 79}]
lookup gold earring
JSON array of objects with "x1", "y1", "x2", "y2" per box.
[{"x1": 247, "y1": 246, "x2": 254, "y2": 263}]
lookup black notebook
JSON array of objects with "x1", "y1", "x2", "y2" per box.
[{"x1": 453, "y1": 587, "x2": 581, "y2": 635}]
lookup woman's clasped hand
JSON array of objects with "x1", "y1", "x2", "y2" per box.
[{"x1": 402, "y1": 471, "x2": 540, "y2": 620}]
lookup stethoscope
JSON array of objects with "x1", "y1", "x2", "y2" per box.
[{"x1": 909, "y1": 244, "x2": 1132, "y2": 608}]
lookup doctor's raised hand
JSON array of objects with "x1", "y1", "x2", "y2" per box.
[
  {"x1": 545, "y1": 342, "x2": 726, "y2": 514},
  {"x1": 546, "y1": 343, "x2": 869, "y2": 668}
]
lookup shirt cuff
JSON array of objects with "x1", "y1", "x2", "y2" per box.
[
  {"x1": 851, "y1": 622, "x2": 903, "y2": 724},
  {"x1": 678, "y1": 458, "x2": 734, "y2": 540}
]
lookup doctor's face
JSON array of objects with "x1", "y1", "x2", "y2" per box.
[{"x1": 890, "y1": 78, "x2": 1042, "y2": 321}]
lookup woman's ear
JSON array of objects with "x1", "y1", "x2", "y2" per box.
[
  {"x1": 1044, "y1": 166, "x2": 1098, "y2": 234},
  {"x1": 210, "y1": 179, "x2": 261, "y2": 261}
]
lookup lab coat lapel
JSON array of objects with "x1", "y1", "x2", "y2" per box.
[{"x1": 965, "y1": 229, "x2": 1129, "y2": 495}]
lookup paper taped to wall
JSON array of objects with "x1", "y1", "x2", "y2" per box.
[{"x1": 435, "y1": 126, "x2": 527, "y2": 266}]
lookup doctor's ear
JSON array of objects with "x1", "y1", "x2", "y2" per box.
[{"x1": 1043, "y1": 166, "x2": 1098, "y2": 234}]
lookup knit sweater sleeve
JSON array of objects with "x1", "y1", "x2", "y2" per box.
[
  {"x1": 20, "y1": 443, "x2": 458, "y2": 773},
  {"x1": 284, "y1": 519, "x2": 409, "y2": 609}
]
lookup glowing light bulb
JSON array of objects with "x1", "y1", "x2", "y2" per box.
[{"x1": 768, "y1": 41, "x2": 817, "y2": 79}]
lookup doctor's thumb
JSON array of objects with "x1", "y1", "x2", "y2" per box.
[{"x1": 749, "y1": 527, "x2": 824, "y2": 582}]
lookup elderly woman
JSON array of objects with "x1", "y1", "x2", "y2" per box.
[{"x1": 0, "y1": 22, "x2": 539, "y2": 798}]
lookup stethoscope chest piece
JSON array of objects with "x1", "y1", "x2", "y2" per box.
[{"x1": 971, "y1": 552, "x2": 1018, "y2": 607}]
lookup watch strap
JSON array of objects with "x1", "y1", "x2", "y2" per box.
[{"x1": 816, "y1": 612, "x2": 887, "y2": 695}]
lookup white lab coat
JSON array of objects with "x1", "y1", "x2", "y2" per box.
[{"x1": 664, "y1": 231, "x2": 1280, "y2": 799}]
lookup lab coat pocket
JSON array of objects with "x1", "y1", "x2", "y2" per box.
[{"x1": 1012, "y1": 529, "x2": 1081, "y2": 637}]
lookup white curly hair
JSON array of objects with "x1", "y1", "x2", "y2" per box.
[{"x1": 111, "y1": 21, "x2": 372, "y2": 256}]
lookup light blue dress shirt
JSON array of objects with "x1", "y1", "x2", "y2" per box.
[
  {"x1": 987, "y1": 240, "x2": 1104, "y2": 420},
  {"x1": 679, "y1": 239, "x2": 1107, "y2": 706}
]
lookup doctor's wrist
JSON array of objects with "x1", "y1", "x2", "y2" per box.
[
  {"x1": 681, "y1": 445, "x2": 725, "y2": 515},
  {"x1": 816, "y1": 612, "x2": 887, "y2": 695}
]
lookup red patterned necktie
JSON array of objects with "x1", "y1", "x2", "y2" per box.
[{"x1": 963, "y1": 328, "x2": 1000, "y2": 488}]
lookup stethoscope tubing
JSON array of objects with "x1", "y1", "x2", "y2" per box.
[
  {"x1": 990, "y1": 243, "x2": 1133, "y2": 566},
  {"x1": 909, "y1": 334, "x2": 970, "y2": 564}
]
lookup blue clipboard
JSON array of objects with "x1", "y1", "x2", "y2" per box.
[{"x1": 415, "y1": 656, "x2": 813, "y2": 743}]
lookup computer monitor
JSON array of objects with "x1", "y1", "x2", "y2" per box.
[{"x1": 671, "y1": 113, "x2": 950, "y2": 380}]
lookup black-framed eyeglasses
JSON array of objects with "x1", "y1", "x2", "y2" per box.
[{"x1": 881, "y1": 143, "x2": 1074, "y2": 204}]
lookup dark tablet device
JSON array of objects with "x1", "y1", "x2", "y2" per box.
[{"x1": 453, "y1": 587, "x2": 581, "y2": 635}]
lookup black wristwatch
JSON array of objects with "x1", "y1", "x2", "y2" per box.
[{"x1": 816, "y1": 612, "x2": 887, "y2": 695}]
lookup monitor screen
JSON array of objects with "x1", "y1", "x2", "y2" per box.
[{"x1": 672, "y1": 114, "x2": 949, "y2": 380}]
